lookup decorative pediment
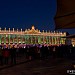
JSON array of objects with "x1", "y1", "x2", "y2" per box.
[{"x1": 25, "y1": 26, "x2": 41, "y2": 34}]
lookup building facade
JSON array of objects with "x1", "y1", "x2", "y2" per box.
[{"x1": 0, "y1": 26, "x2": 66, "y2": 45}]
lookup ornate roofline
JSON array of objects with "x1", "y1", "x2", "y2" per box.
[{"x1": 24, "y1": 26, "x2": 41, "y2": 34}]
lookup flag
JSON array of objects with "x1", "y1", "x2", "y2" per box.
[{"x1": 54, "y1": 0, "x2": 75, "y2": 29}]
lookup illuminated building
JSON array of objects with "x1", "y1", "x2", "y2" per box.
[{"x1": 0, "y1": 26, "x2": 66, "y2": 45}]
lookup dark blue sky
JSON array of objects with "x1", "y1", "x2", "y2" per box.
[{"x1": 0, "y1": 0, "x2": 75, "y2": 34}]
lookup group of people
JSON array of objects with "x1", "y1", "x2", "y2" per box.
[
  {"x1": 0, "y1": 44, "x2": 74, "y2": 66},
  {"x1": 0, "y1": 46, "x2": 16, "y2": 65}
]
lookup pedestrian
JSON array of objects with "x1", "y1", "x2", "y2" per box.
[
  {"x1": 10, "y1": 47, "x2": 16, "y2": 65},
  {"x1": 3, "y1": 48, "x2": 10, "y2": 65},
  {"x1": 0, "y1": 47, "x2": 3, "y2": 65}
]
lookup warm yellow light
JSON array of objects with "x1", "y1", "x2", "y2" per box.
[{"x1": 32, "y1": 26, "x2": 35, "y2": 30}]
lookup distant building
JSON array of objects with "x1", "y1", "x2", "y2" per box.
[
  {"x1": 0, "y1": 26, "x2": 66, "y2": 45},
  {"x1": 71, "y1": 38, "x2": 75, "y2": 46}
]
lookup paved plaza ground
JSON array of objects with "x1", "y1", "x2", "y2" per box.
[{"x1": 0, "y1": 57, "x2": 73, "y2": 75}]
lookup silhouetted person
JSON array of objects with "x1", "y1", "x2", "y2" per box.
[
  {"x1": 10, "y1": 47, "x2": 16, "y2": 65},
  {"x1": 0, "y1": 48, "x2": 3, "y2": 65},
  {"x1": 3, "y1": 48, "x2": 10, "y2": 65},
  {"x1": 40, "y1": 45, "x2": 45, "y2": 59}
]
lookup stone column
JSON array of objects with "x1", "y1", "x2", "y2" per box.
[
  {"x1": 13, "y1": 35, "x2": 15, "y2": 44},
  {"x1": 24, "y1": 36, "x2": 26, "y2": 44},
  {"x1": 38, "y1": 36, "x2": 41, "y2": 44},
  {"x1": 46, "y1": 36, "x2": 49, "y2": 44},
  {"x1": 16, "y1": 35, "x2": 18, "y2": 44},
  {"x1": 31, "y1": 35, "x2": 32, "y2": 44},
  {"x1": 4, "y1": 35, "x2": 6, "y2": 45},
  {"x1": 52, "y1": 37, "x2": 53, "y2": 45},
  {"x1": 0, "y1": 35, "x2": 1, "y2": 44},
  {"x1": 49, "y1": 36, "x2": 50, "y2": 44},
  {"x1": 21, "y1": 36, "x2": 22, "y2": 44},
  {"x1": 34, "y1": 36, "x2": 36, "y2": 44},
  {"x1": 8, "y1": 35, "x2": 10, "y2": 45}
]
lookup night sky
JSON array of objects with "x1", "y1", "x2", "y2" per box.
[{"x1": 0, "y1": 0, "x2": 75, "y2": 34}]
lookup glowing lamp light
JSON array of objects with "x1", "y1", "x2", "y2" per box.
[
  {"x1": 32, "y1": 26, "x2": 35, "y2": 30},
  {"x1": 73, "y1": 44, "x2": 75, "y2": 47}
]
